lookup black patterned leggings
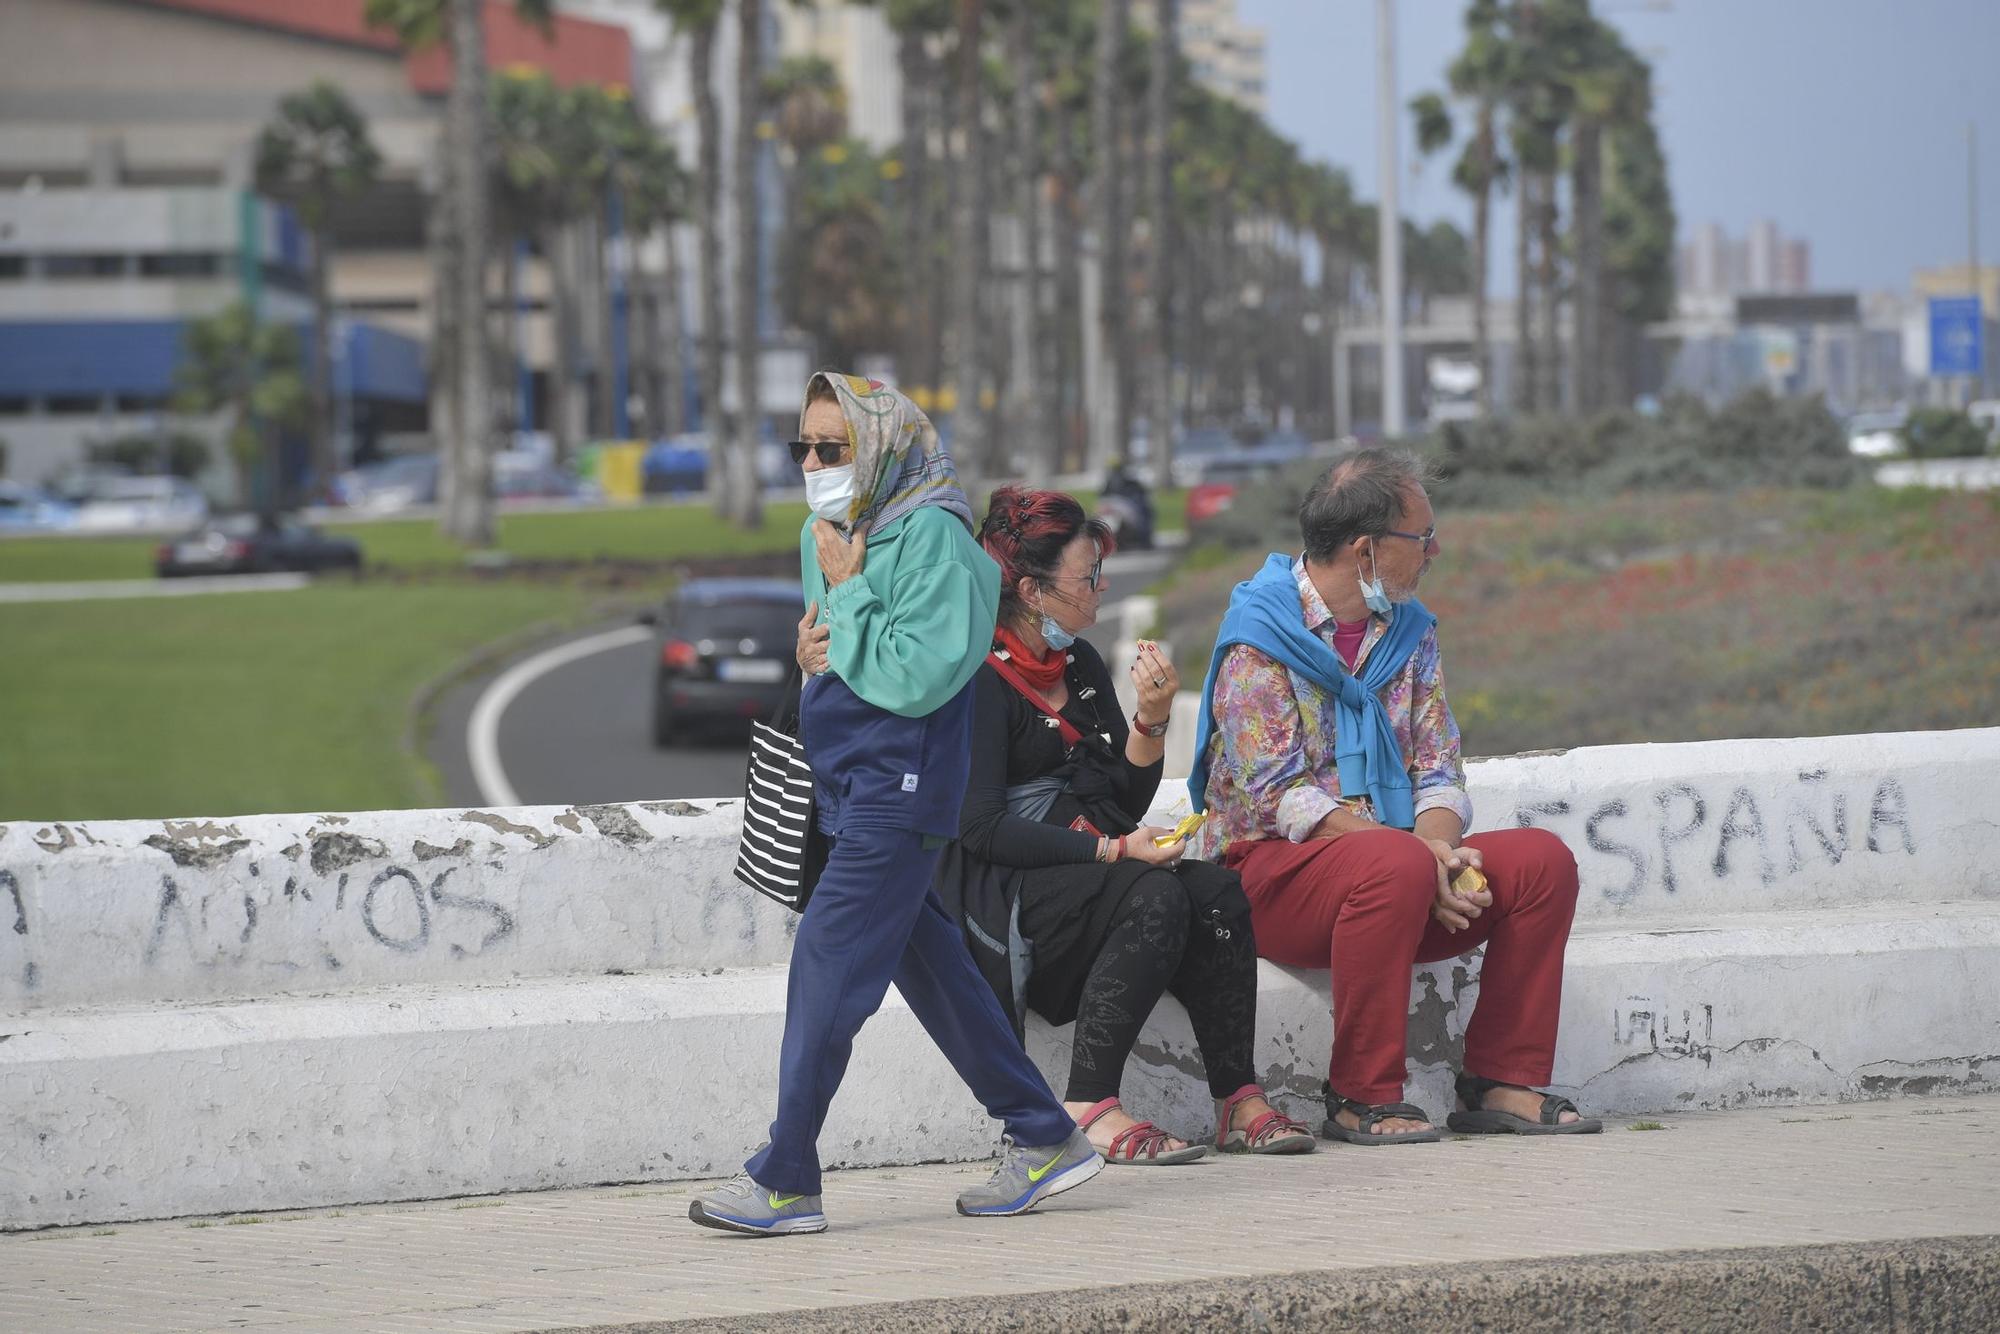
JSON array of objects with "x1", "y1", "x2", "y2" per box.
[{"x1": 1059, "y1": 869, "x2": 1260, "y2": 1103}]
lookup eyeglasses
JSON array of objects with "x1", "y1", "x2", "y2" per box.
[
  {"x1": 1046, "y1": 555, "x2": 1106, "y2": 591},
  {"x1": 1381, "y1": 525, "x2": 1438, "y2": 551},
  {"x1": 788, "y1": 439, "x2": 851, "y2": 466}
]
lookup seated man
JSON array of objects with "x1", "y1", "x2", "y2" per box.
[{"x1": 1188, "y1": 448, "x2": 1600, "y2": 1144}]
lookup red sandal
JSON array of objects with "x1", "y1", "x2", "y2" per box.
[
  {"x1": 1075, "y1": 1097, "x2": 1209, "y2": 1165},
  {"x1": 1214, "y1": 1084, "x2": 1316, "y2": 1155}
]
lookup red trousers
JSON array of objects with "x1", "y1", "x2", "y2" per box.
[{"x1": 1227, "y1": 826, "x2": 1580, "y2": 1105}]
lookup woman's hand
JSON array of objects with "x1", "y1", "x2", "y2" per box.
[
  {"x1": 812, "y1": 519, "x2": 868, "y2": 587},
  {"x1": 1129, "y1": 640, "x2": 1179, "y2": 727},
  {"x1": 1121, "y1": 825, "x2": 1187, "y2": 867},
  {"x1": 796, "y1": 601, "x2": 830, "y2": 675}
]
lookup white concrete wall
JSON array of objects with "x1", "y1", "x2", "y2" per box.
[
  {"x1": 3, "y1": 728, "x2": 1996, "y2": 1229},
  {"x1": 1876, "y1": 458, "x2": 2000, "y2": 491},
  {"x1": 7, "y1": 730, "x2": 1975, "y2": 1013}
]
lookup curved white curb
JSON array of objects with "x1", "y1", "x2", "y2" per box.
[{"x1": 466, "y1": 624, "x2": 653, "y2": 807}]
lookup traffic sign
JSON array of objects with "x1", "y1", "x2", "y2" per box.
[{"x1": 1928, "y1": 295, "x2": 1984, "y2": 377}]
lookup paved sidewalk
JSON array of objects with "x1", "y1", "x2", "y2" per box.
[
  {"x1": 4, "y1": 1099, "x2": 1996, "y2": 1333},
  {"x1": 0, "y1": 573, "x2": 308, "y2": 603}
]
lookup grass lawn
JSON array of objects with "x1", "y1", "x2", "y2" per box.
[
  {"x1": 1159, "y1": 486, "x2": 2000, "y2": 756},
  {"x1": 0, "y1": 581, "x2": 620, "y2": 822},
  {"x1": 0, "y1": 500, "x2": 817, "y2": 584},
  {"x1": 0, "y1": 488, "x2": 1185, "y2": 583},
  {"x1": 0, "y1": 482, "x2": 1191, "y2": 822}
]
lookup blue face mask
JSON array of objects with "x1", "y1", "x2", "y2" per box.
[
  {"x1": 1035, "y1": 592, "x2": 1078, "y2": 651},
  {"x1": 1358, "y1": 543, "x2": 1392, "y2": 615}
]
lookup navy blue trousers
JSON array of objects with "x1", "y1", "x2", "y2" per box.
[{"x1": 746, "y1": 822, "x2": 1074, "y2": 1196}]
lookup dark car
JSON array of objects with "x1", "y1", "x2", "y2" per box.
[
  {"x1": 646, "y1": 578, "x2": 805, "y2": 746},
  {"x1": 154, "y1": 514, "x2": 363, "y2": 578}
]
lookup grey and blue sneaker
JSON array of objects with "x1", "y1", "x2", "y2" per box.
[
  {"x1": 688, "y1": 1172, "x2": 828, "y2": 1236},
  {"x1": 955, "y1": 1128, "x2": 1103, "y2": 1217}
]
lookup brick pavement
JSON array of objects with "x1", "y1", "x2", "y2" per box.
[{"x1": 4, "y1": 1098, "x2": 1997, "y2": 1333}]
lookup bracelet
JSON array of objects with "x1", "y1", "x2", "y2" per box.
[
  {"x1": 1131, "y1": 713, "x2": 1169, "y2": 739},
  {"x1": 1096, "y1": 837, "x2": 1109, "y2": 864},
  {"x1": 1115, "y1": 834, "x2": 1128, "y2": 862}
]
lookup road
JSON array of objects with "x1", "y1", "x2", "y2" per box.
[{"x1": 429, "y1": 545, "x2": 1180, "y2": 808}]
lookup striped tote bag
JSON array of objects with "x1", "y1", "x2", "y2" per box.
[{"x1": 734, "y1": 675, "x2": 825, "y2": 912}]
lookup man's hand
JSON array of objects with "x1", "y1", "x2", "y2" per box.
[
  {"x1": 812, "y1": 518, "x2": 868, "y2": 587},
  {"x1": 1423, "y1": 837, "x2": 1490, "y2": 932},
  {"x1": 796, "y1": 601, "x2": 830, "y2": 675}
]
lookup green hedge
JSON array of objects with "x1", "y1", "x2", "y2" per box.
[
  {"x1": 1199, "y1": 390, "x2": 1869, "y2": 547},
  {"x1": 1900, "y1": 407, "x2": 1994, "y2": 459}
]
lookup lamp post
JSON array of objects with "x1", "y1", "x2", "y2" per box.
[{"x1": 1376, "y1": 0, "x2": 1405, "y2": 437}]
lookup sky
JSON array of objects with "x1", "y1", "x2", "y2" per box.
[{"x1": 1235, "y1": 0, "x2": 2000, "y2": 298}]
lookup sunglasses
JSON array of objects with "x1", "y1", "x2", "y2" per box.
[{"x1": 788, "y1": 439, "x2": 851, "y2": 466}]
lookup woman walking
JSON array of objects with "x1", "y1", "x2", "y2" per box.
[{"x1": 690, "y1": 377, "x2": 1099, "y2": 1236}]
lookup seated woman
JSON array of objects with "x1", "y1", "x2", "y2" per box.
[{"x1": 934, "y1": 485, "x2": 1314, "y2": 1164}]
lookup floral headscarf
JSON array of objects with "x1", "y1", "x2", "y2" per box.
[{"x1": 803, "y1": 372, "x2": 973, "y2": 536}]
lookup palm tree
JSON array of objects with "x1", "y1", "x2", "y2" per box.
[
  {"x1": 491, "y1": 71, "x2": 600, "y2": 465},
  {"x1": 879, "y1": 1, "x2": 943, "y2": 400},
  {"x1": 1089, "y1": 0, "x2": 1131, "y2": 470},
  {"x1": 1600, "y1": 71, "x2": 1675, "y2": 409},
  {"x1": 946, "y1": 0, "x2": 990, "y2": 483},
  {"x1": 656, "y1": 0, "x2": 730, "y2": 511},
  {"x1": 366, "y1": 0, "x2": 554, "y2": 546},
  {"x1": 253, "y1": 81, "x2": 382, "y2": 503},
  {"x1": 1004, "y1": 0, "x2": 1045, "y2": 477},
  {"x1": 765, "y1": 55, "x2": 847, "y2": 347},
  {"x1": 1142, "y1": 0, "x2": 1179, "y2": 485},
  {"x1": 608, "y1": 109, "x2": 691, "y2": 440},
  {"x1": 173, "y1": 303, "x2": 309, "y2": 514},
  {"x1": 783, "y1": 139, "x2": 900, "y2": 367},
  {"x1": 1413, "y1": 0, "x2": 1511, "y2": 414},
  {"x1": 722, "y1": 0, "x2": 768, "y2": 527},
  {"x1": 1563, "y1": 15, "x2": 1648, "y2": 412}
]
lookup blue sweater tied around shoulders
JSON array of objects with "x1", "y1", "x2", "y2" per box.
[{"x1": 1188, "y1": 553, "x2": 1435, "y2": 831}]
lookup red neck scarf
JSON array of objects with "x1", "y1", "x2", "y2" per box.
[{"x1": 993, "y1": 624, "x2": 1067, "y2": 692}]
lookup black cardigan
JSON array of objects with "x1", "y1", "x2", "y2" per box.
[{"x1": 934, "y1": 638, "x2": 1165, "y2": 1032}]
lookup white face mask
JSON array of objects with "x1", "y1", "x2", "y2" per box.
[{"x1": 804, "y1": 463, "x2": 857, "y2": 522}]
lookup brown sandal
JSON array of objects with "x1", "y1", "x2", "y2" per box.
[
  {"x1": 1076, "y1": 1097, "x2": 1209, "y2": 1165},
  {"x1": 1214, "y1": 1084, "x2": 1316, "y2": 1155}
]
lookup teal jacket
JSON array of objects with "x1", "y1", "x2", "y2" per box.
[{"x1": 801, "y1": 506, "x2": 1002, "y2": 718}]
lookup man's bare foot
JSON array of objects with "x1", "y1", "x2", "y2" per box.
[
  {"x1": 1064, "y1": 1098, "x2": 1195, "y2": 1157},
  {"x1": 1468, "y1": 1083, "x2": 1582, "y2": 1126}
]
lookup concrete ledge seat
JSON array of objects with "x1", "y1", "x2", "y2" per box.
[
  {"x1": 3, "y1": 727, "x2": 1995, "y2": 1229},
  {"x1": 8, "y1": 896, "x2": 1996, "y2": 1229}
]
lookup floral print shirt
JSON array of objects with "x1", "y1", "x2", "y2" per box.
[{"x1": 1194, "y1": 556, "x2": 1472, "y2": 861}]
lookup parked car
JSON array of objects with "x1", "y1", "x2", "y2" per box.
[
  {"x1": 67, "y1": 475, "x2": 208, "y2": 533},
  {"x1": 1845, "y1": 409, "x2": 1907, "y2": 459},
  {"x1": 493, "y1": 453, "x2": 580, "y2": 504},
  {"x1": 643, "y1": 436, "x2": 709, "y2": 496},
  {"x1": 335, "y1": 453, "x2": 440, "y2": 513},
  {"x1": 0, "y1": 482, "x2": 75, "y2": 532},
  {"x1": 154, "y1": 513, "x2": 362, "y2": 578},
  {"x1": 644, "y1": 578, "x2": 805, "y2": 746}
]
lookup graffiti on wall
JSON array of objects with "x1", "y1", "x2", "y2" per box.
[{"x1": 1511, "y1": 770, "x2": 1917, "y2": 907}]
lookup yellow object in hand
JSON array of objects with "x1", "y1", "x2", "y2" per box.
[
  {"x1": 1451, "y1": 864, "x2": 1489, "y2": 897},
  {"x1": 1155, "y1": 813, "x2": 1207, "y2": 847}
]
